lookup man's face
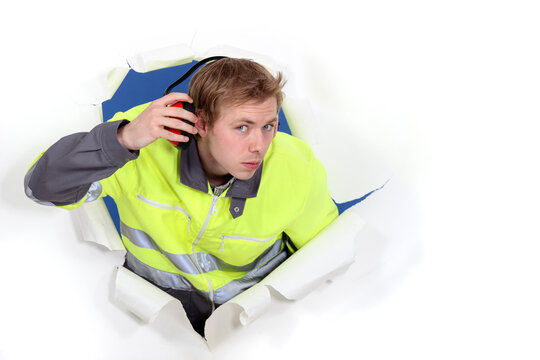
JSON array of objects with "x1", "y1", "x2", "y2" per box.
[{"x1": 197, "y1": 97, "x2": 278, "y2": 185}]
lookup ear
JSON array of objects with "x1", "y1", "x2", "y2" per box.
[{"x1": 195, "y1": 109, "x2": 209, "y2": 137}]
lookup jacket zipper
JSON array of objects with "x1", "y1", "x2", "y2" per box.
[
  {"x1": 136, "y1": 192, "x2": 219, "y2": 312},
  {"x1": 136, "y1": 194, "x2": 192, "y2": 233},
  {"x1": 191, "y1": 192, "x2": 221, "y2": 312},
  {"x1": 219, "y1": 234, "x2": 278, "y2": 253}
]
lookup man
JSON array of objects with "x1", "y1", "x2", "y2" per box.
[{"x1": 25, "y1": 58, "x2": 338, "y2": 336}]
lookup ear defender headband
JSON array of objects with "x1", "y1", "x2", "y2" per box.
[{"x1": 164, "y1": 56, "x2": 228, "y2": 149}]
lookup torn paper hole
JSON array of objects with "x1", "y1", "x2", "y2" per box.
[{"x1": 72, "y1": 44, "x2": 369, "y2": 348}]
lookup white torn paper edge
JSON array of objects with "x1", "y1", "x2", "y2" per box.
[
  {"x1": 262, "y1": 209, "x2": 363, "y2": 300},
  {"x1": 126, "y1": 43, "x2": 195, "y2": 73},
  {"x1": 113, "y1": 265, "x2": 190, "y2": 324},
  {"x1": 71, "y1": 198, "x2": 125, "y2": 251},
  {"x1": 74, "y1": 66, "x2": 130, "y2": 106},
  {"x1": 196, "y1": 45, "x2": 280, "y2": 73},
  {"x1": 281, "y1": 96, "x2": 323, "y2": 149},
  {"x1": 73, "y1": 43, "x2": 196, "y2": 108},
  {"x1": 74, "y1": 197, "x2": 364, "y2": 347}
]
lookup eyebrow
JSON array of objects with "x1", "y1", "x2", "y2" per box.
[{"x1": 236, "y1": 117, "x2": 278, "y2": 125}]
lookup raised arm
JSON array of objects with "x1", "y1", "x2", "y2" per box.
[{"x1": 24, "y1": 93, "x2": 198, "y2": 207}]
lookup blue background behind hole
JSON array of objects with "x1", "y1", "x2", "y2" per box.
[{"x1": 101, "y1": 61, "x2": 364, "y2": 235}]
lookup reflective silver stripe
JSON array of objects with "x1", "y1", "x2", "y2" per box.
[
  {"x1": 85, "y1": 182, "x2": 103, "y2": 202},
  {"x1": 25, "y1": 161, "x2": 102, "y2": 206},
  {"x1": 120, "y1": 222, "x2": 157, "y2": 249},
  {"x1": 125, "y1": 252, "x2": 196, "y2": 292},
  {"x1": 25, "y1": 182, "x2": 101, "y2": 206},
  {"x1": 137, "y1": 194, "x2": 191, "y2": 233},
  {"x1": 124, "y1": 246, "x2": 288, "y2": 304},
  {"x1": 120, "y1": 221, "x2": 200, "y2": 275},
  {"x1": 214, "y1": 249, "x2": 289, "y2": 304},
  {"x1": 120, "y1": 221, "x2": 283, "y2": 275},
  {"x1": 197, "y1": 238, "x2": 283, "y2": 273}
]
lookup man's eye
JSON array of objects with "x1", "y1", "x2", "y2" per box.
[
  {"x1": 263, "y1": 124, "x2": 275, "y2": 131},
  {"x1": 237, "y1": 125, "x2": 248, "y2": 132}
]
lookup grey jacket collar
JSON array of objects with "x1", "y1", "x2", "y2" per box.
[{"x1": 179, "y1": 139, "x2": 263, "y2": 199}]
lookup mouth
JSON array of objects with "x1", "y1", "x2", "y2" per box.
[{"x1": 241, "y1": 161, "x2": 261, "y2": 170}]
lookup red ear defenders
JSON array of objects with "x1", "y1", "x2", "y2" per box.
[
  {"x1": 165, "y1": 101, "x2": 196, "y2": 149},
  {"x1": 163, "y1": 56, "x2": 228, "y2": 149}
]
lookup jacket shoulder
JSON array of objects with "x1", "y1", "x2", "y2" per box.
[
  {"x1": 107, "y1": 102, "x2": 152, "y2": 122},
  {"x1": 268, "y1": 132, "x2": 317, "y2": 165}
]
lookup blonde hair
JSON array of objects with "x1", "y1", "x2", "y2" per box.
[{"x1": 189, "y1": 58, "x2": 286, "y2": 127}]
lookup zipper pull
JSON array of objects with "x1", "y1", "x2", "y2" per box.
[{"x1": 212, "y1": 194, "x2": 219, "y2": 216}]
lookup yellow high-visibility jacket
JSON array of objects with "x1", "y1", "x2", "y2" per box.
[{"x1": 25, "y1": 103, "x2": 338, "y2": 309}]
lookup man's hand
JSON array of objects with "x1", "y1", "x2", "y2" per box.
[{"x1": 116, "y1": 93, "x2": 199, "y2": 151}]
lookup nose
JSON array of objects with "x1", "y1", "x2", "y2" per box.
[{"x1": 248, "y1": 130, "x2": 264, "y2": 153}]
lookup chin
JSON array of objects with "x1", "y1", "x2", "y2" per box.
[
  {"x1": 232, "y1": 169, "x2": 257, "y2": 181},
  {"x1": 234, "y1": 174, "x2": 254, "y2": 181}
]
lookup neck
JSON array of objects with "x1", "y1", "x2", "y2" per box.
[
  {"x1": 208, "y1": 174, "x2": 233, "y2": 187},
  {"x1": 196, "y1": 139, "x2": 231, "y2": 187}
]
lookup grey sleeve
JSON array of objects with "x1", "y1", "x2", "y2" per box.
[{"x1": 24, "y1": 120, "x2": 139, "y2": 206}]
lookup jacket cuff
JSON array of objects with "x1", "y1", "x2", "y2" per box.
[{"x1": 100, "y1": 120, "x2": 139, "y2": 166}]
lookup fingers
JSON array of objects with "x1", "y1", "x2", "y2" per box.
[
  {"x1": 161, "y1": 117, "x2": 199, "y2": 135},
  {"x1": 161, "y1": 106, "x2": 198, "y2": 124},
  {"x1": 126, "y1": 93, "x2": 198, "y2": 148},
  {"x1": 158, "y1": 127, "x2": 191, "y2": 143},
  {"x1": 153, "y1": 92, "x2": 193, "y2": 107}
]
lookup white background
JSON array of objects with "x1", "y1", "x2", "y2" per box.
[{"x1": 1, "y1": 0, "x2": 539, "y2": 359}]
